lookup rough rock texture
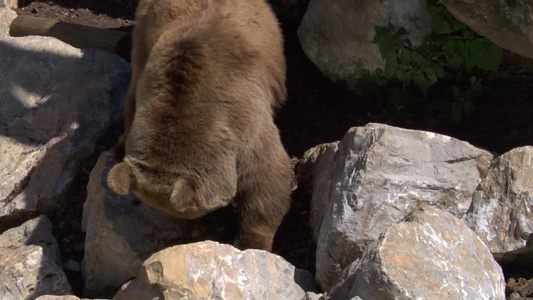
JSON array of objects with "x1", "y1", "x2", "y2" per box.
[
  {"x1": 441, "y1": 0, "x2": 533, "y2": 59},
  {"x1": 507, "y1": 278, "x2": 533, "y2": 299},
  {"x1": 297, "y1": 142, "x2": 339, "y2": 240},
  {"x1": 0, "y1": 0, "x2": 16, "y2": 9},
  {"x1": 0, "y1": 3, "x2": 16, "y2": 37},
  {"x1": 0, "y1": 35, "x2": 130, "y2": 229},
  {"x1": 297, "y1": 0, "x2": 431, "y2": 88},
  {"x1": 36, "y1": 296, "x2": 102, "y2": 300},
  {"x1": 327, "y1": 207, "x2": 506, "y2": 300},
  {"x1": 304, "y1": 123, "x2": 494, "y2": 290},
  {"x1": 112, "y1": 241, "x2": 316, "y2": 300},
  {"x1": 0, "y1": 216, "x2": 73, "y2": 299},
  {"x1": 463, "y1": 146, "x2": 533, "y2": 261},
  {"x1": 82, "y1": 152, "x2": 237, "y2": 297},
  {"x1": 302, "y1": 292, "x2": 325, "y2": 300}
]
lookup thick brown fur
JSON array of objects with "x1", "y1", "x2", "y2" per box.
[{"x1": 107, "y1": 0, "x2": 292, "y2": 251}]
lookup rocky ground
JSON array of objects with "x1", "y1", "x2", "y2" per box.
[{"x1": 11, "y1": 0, "x2": 533, "y2": 298}]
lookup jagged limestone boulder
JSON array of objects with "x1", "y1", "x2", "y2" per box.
[
  {"x1": 463, "y1": 146, "x2": 533, "y2": 261},
  {"x1": 113, "y1": 241, "x2": 316, "y2": 300},
  {"x1": 327, "y1": 207, "x2": 505, "y2": 300},
  {"x1": 299, "y1": 123, "x2": 493, "y2": 290}
]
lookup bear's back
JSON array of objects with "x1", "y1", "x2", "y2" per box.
[
  {"x1": 128, "y1": 0, "x2": 286, "y2": 172},
  {"x1": 135, "y1": 0, "x2": 286, "y2": 109}
]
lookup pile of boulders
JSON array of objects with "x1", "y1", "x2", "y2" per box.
[{"x1": 1, "y1": 0, "x2": 532, "y2": 299}]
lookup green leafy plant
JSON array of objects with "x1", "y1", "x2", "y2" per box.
[{"x1": 359, "y1": 0, "x2": 502, "y2": 124}]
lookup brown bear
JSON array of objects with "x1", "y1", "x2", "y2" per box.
[{"x1": 107, "y1": 0, "x2": 293, "y2": 251}]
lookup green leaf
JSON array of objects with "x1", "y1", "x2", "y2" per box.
[
  {"x1": 411, "y1": 52, "x2": 424, "y2": 65},
  {"x1": 464, "y1": 100, "x2": 475, "y2": 114},
  {"x1": 423, "y1": 66, "x2": 435, "y2": 77},
  {"x1": 431, "y1": 15, "x2": 445, "y2": 33},
  {"x1": 372, "y1": 25, "x2": 391, "y2": 45},
  {"x1": 426, "y1": 4, "x2": 439, "y2": 14},
  {"x1": 454, "y1": 39, "x2": 467, "y2": 57},
  {"x1": 405, "y1": 69, "x2": 413, "y2": 83},
  {"x1": 396, "y1": 27, "x2": 409, "y2": 37},
  {"x1": 374, "y1": 25, "x2": 389, "y2": 39},
  {"x1": 448, "y1": 54, "x2": 464, "y2": 70},
  {"x1": 451, "y1": 101, "x2": 462, "y2": 123},
  {"x1": 384, "y1": 50, "x2": 398, "y2": 78},
  {"x1": 444, "y1": 39, "x2": 455, "y2": 53},
  {"x1": 401, "y1": 49, "x2": 412, "y2": 64},
  {"x1": 470, "y1": 75, "x2": 481, "y2": 87},
  {"x1": 396, "y1": 68, "x2": 405, "y2": 81},
  {"x1": 357, "y1": 0, "x2": 500, "y2": 125},
  {"x1": 467, "y1": 38, "x2": 503, "y2": 72},
  {"x1": 413, "y1": 71, "x2": 432, "y2": 94},
  {"x1": 423, "y1": 66, "x2": 438, "y2": 88},
  {"x1": 430, "y1": 63, "x2": 445, "y2": 78},
  {"x1": 452, "y1": 85, "x2": 460, "y2": 99},
  {"x1": 419, "y1": 56, "x2": 432, "y2": 69}
]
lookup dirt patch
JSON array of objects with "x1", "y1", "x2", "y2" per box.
[{"x1": 15, "y1": 0, "x2": 136, "y2": 29}]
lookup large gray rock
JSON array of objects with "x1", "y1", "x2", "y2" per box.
[
  {"x1": 297, "y1": 0, "x2": 431, "y2": 88},
  {"x1": 0, "y1": 36, "x2": 130, "y2": 229},
  {"x1": 327, "y1": 206, "x2": 505, "y2": 300},
  {"x1": 112, "y1": 241, "x2": 316, "y2": 300},
  {"x1": 304, "y1": 123, "x2": 493, "y2": 290},
  {"x1": 463, "y1": 146, "x2": 533, "y2": 261},
  {"x1": 82, "y1": 151, "x2": 237, "y2": 297},
  {"x1": 0, "y1": 215, "x2": 73, "y2": 299},
  {"x1": 441, "y1": 0, "x2": 533, "y2": 59}
]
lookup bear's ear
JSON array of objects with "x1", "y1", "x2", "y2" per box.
[
  {"x1": 107, "y1": 162, "x2": 134, "y2": 195},
  {"x1": 169, "y1": 177, "x2": 197, "y2": 207}
]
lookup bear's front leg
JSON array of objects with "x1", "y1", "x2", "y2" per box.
[
  {"x1": 233, "y1": 158, "x2": 293, "y2": 251},
  {"x1": 234, "y1": 220, "x2": 280, "y2": 251}
]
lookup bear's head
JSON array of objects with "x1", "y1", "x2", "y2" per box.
[{"x1": 106, "y1": 157, "x2": 217, "y2": 219}]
